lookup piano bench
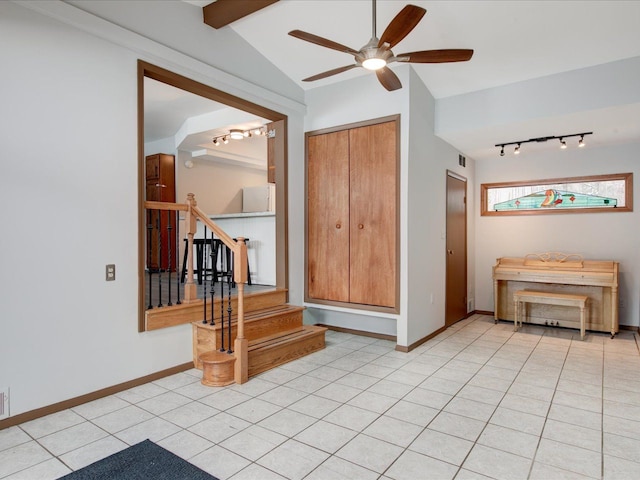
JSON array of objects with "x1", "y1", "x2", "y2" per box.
[{"x1": 513, "y1": 290, "x2": 589, "y2": 340}]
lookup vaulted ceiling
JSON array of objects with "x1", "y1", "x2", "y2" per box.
[{"x1": 153, "y1": 1, "x2": 640, "y2": 160}]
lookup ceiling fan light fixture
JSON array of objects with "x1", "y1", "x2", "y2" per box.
[{"x1": 362, "y1": 57, "x2": 387, "y2": 71}]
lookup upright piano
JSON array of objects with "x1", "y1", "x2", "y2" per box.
[{"x1": 492, "y1": 253, "x2": 619, "y2": 336}]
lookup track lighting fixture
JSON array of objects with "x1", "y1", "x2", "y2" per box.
[
  {"x1": 495, "y1": 131, "x2": 592, "y2": 156},
  {"x1": 213, "y1": 126, "x2": 267, "y2": 146}
]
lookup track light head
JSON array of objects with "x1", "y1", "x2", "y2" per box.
[
  {"x1": 514, "y1": 144, "x2": 520, "y2": 155},
  {"x1": 213, "y1": 138, "x2": 220, "y2": 146},
  {"x1": 500, "y1": 146, "x2": 505, "y2": 157},
  {"x1": 578, "y1": 135, "x2": 585, "y2": 147},
  {"x1": 560, "y1": 138, "x2": 567, "y2": 149},
  {"x1": 223, "y1": 136, "x2": 229, "y2": 144}
]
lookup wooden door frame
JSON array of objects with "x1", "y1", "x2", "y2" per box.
[
  {"x1": 137, "y1": 60, "x2": 289, "y2": 331},
  {"x1": 445, "y1": 170, "x2": 468, "y2": 326}
]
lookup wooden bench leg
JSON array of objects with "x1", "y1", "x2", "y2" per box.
[
  {"x1": 580, "y1": 305, "x2": 586, "y2": 340},
  {"x1": 514, "y1": 299, "x2": 519, "y2": 332}
]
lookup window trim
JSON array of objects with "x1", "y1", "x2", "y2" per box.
[{"x1": 480, "y1": 172, "x2": 633, "y2": 216}]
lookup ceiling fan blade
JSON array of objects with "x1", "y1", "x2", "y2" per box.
[
  {"x1": 379, "y1": 5, "x2": 426, "y2": 48},
  {"x1": 397, "y1": 49, "x2": 474, "y2": 63},
  {"x1": 203, "y1": 0, "x2": 279, "y2": 29},
  {"x1": 302, "y1": 65, "x2": 359, "y2": 82},
  {"x1": 289, "y1": 30, "x2": 359, "y2": 56},
  {"x1": 376, "y1": 67, "x2": 402, "y2": 91}
]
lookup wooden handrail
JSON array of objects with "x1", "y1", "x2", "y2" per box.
[{"x1": 144, "y1": 193, "x2": 249, "y2": 384}]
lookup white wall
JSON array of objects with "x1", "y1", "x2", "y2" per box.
[
  {"x1": 407, "y1": 68, "x2": 476, "y2": 345},
  {"x1": 176, "y1": 152, "x2": 268, "y2": 214},
  {"x1": 0, "y1": 1, "x2": 304, "y2": 416},
  {"x1": 475, "y1": 141, "x2": 640, "y2": 327}
]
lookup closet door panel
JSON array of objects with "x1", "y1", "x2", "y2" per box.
[
  {"x1": 349, "y1": 121, "x2": 397, "y2": 307},
  {"x1": 307, "y1": 131, "x2": 350, "y2": 302}
]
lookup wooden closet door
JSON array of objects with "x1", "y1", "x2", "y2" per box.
[
  {"x1": 307, "y1": 131, "x2": 350, "y2": 302},
  {"x1": 349, "y1": 121, "x2": 397, "y2": 307}
]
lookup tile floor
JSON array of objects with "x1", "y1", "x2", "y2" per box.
[{"x1": 1, "y1": 314, "x2": 640, "y2": 480}]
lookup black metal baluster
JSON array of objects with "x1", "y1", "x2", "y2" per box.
[
  {"x1": 219, "y1": 248, "x2": 226, "y2": 352},
  {"x1": 176, "y1": 211, "x2": 181, "y2": 305},
  {"x1": 209, "y1": 231, "x2": 215, "y2": 327},
  {"x1": 156, "y1": 212, "x2": 163, "y2": 307},
  {"x1": 146, "y1": 217, "x2": 153, "y2": 309},
  {"x1": 203, "y1": 226, "x2": 208, "y2": 324},
  {"x1": 167, "y1": 210, "x2": 173, "y2": 306},
  {"x1": 227, "y1": 269, "x2": 233, "y2": 354}
]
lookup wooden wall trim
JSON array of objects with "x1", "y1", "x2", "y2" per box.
[
  {"x1": 317, "y1": 324, "x2": 396, "y2": 342},
  {"x1": 0, "y1": 362, "x2": 193, "y2": 431}
]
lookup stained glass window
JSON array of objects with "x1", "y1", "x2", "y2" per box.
[{"x1": 481, "y1": 173, "x2": 632, "y2": 216}]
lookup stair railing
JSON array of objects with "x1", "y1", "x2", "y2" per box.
[{"x1": 145, "y1": 193, "x2": 249, "y2": 384}]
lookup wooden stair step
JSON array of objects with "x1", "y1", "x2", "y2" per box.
[
  {"x1": 248, "y1": 325, "x2": 327, "y2": 377},
  {"x1": 200, "y1": 350, "x2": 236, "y2": 387},
  {"x1": 193, "y1": 304, "x2": 306, "y2": 369}
]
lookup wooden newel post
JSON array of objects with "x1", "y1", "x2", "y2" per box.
[
  {"x1": 234, "y1": 237, "x2": 248, "y2": 384},
  {"x1": 183, "y1": 193, "x2": 198, "y2": 303}
]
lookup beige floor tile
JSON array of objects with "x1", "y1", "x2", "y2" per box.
[
  {"x1": 543, "y1": 418, "x2": 601, "y2": 452},
  {"x1": 219, "y1": 425, "x2": 286, "y2": 461},
  {"x1": 463, "y1": 444, "x2": 532, "y2": 480},
  {"x1": 529, "y1": 461, "x2": 595, "y2": 480},
  {"x1": 157, "y1": 429, "x2": 215, "y2": 460},
  {"x1": 603, "y1": 454, "x2": 640, "y2": 480},
  {"x1": 478, "y1": 423, "x2": 539, "y2": 458},
  {"x1": 409, "y1": 427, "x2": 473, "y2": 466},
  {"x1": 0, "y1": 441, "x2": 52, "y2": 478},
  {"x1": 3, "y1": 457, "x2": 71, "y2": 480},
  {"x1": 603, "y1": 432, "x2": 640, "y2": 463},
  {"x1": 0, "y1": 426, "x2": 31, "y2": 452},
  {"x1": 335, "y1": 434, "x2": 403, "y2": 474},
  {"x1": 535, "y1": 438, "x2": 601, "y2": 478},
  {"x1": 38, "y1": 421, "x2": 108, "y2": 456},
  {"x1": 384, "y1": 399, "x2": 439, "y2": 427},
  {"x1": 294, "y1": 420, "x2": 357, "y2": 454},
  {"x1": 305, "y1": 456, "x2": 378, "y2": 480},
  {"x1": 191, "y1": 444, "x2": 250, "y2": 480},
  {"x1": 257, "y1": 439, "x2": 329, "y2": 480},
  {"x1": 323, "y1": 404, "x2": 379, "y2": 432},
  {"x1": 58, "y1": 436, "x2": 128, "y2": 471},
  {"x1": 489, "y1": 406, "x2": 546, "y2": 436},
  {"x1": 385, "y1": 449, "x2": 458, "y2": 480},
  {"x1": 362, "y1": 415, "x2": 422, "y2": 448},
  {"x1": 428, "y1": 411, "x2": 486, "y2": 442}
]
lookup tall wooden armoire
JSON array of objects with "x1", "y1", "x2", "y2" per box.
[{"x1": 145, "y1": 153, "x2": 176, "y2": 271}]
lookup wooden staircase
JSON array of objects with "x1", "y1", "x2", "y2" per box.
[{"x1": 192, "y1": 289, "x2": 326, "y2": 384}]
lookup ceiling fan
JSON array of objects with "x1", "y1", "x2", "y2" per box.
[{"x1": 288, "y1": 0, "x2": 473, "y2": 91}]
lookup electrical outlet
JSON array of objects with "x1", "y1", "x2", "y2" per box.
[
  {"x1": 106, "y1": 264, "x2": 116, "y2": 281},
  {"x1": 0, "y1": 387, "x2": 9, "y2": 420}
]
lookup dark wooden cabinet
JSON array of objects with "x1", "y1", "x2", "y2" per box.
[
  {"x1": 145, "y1": 153, "x2": 176, "y2": 271},
  {"x1": 306, "y1": 118, "x2": 398, "y2": 310}
]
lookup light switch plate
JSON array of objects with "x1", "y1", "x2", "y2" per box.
[{"x1": 106, "y1": 264, "x2": 116, "y2": 281}]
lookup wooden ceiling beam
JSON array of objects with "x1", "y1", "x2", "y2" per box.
[{"x1": 203, "y1": 0, "x2": 279, "y2": 29}]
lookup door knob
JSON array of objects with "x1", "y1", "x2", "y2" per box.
[
  {"x1": 358, "y1": 224, "x2": 364, "y2": 229},
  {"x1": 448, "y1": 249, "x2": 454, "y2": 255},
  {"x1": 336, "y1": 223, "x2": 341, "y2": 229}
]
